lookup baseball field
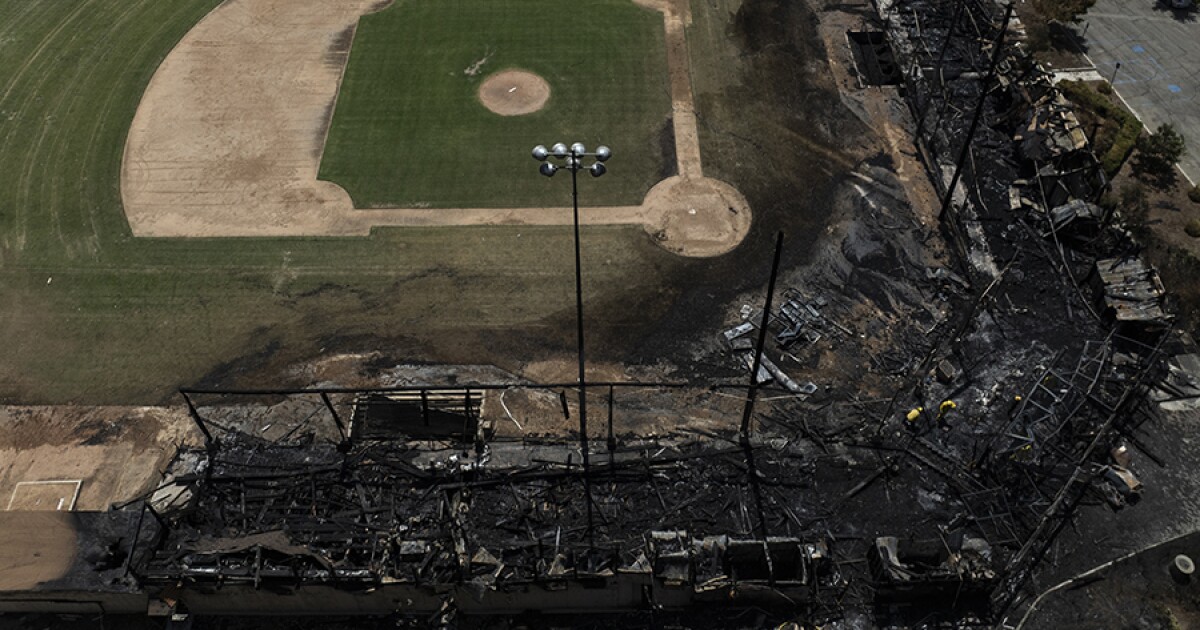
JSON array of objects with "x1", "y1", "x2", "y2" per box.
[
  {"x1": 0, "y1": 0, "x2": 846, "y2": 408},
  {"x1": 0, "y1": 0, "x2": 705, "y2": 404}
]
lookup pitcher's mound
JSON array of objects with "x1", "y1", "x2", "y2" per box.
[{"x1": 478, "y1": 70, "x2": 550, "y2": 116}]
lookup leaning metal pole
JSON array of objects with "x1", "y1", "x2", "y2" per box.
[
  {"x1": 740, "y1": 231, "x2": 784, "y2": 438},
  {"x1": 937, "y1": 2, "x2": 1013, "y2": 223}
]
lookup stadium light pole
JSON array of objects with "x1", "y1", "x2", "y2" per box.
[{"x1": 532, "y1": 141, "x2": 610, "y2": 544}]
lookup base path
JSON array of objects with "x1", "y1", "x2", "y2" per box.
[
  {"x1": 121, "y1": 0, "x2": 749, "y2": 257},
  {"x1": 637, "y1": 0, "x2": 703, "y2": 180}
]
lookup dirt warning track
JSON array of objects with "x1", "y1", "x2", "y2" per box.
[{"x1": 121, "y1": 0, "x2": 749, "y2": 256}]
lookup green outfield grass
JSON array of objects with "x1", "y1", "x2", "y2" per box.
[
  {"x1": 0, "y1": 0, "x2": 679, "y2": 404},
  {"x1": 319, "y1": 0, "x2": 672, "y2": 208}
]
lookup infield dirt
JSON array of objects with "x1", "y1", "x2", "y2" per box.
[{"x1": 121, "y1": 0, "x2": 380, "y2": 237}]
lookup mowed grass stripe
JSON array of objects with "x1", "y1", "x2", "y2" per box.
[
  {"x1": 42, "y1": 0, "x2": 143, "y2": 255},
  {"x1": 0, "y1": 0, "x2": 97, "y2": 106},
  {"x1": 63, "y1": 0, "x2": 172, "y2": 255},
  {"x1": 319, "y1": 0, "x2": 672, "y2": 208},
  {"x1": 0, "y1": 0, "x2": 99, "y2": 250},
  {"x1": 0, "y1": 0, "x2": 202, "y2": 257},
  {"x1": 0, "y1": 2, "x2": 50, "y2": 69}
]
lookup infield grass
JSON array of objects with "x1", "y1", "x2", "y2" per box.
[
  {"x1": 319, "y1": 0, "x2": 672, "y2": 208},
  {"x1": 0, "y1": 0, "x2": 677, "y2": 404}
]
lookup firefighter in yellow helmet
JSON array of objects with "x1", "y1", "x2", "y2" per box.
[{"x1": 936, "y1": 400, "x2": 957, "y2": 429}]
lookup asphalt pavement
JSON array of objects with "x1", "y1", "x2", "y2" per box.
[{"x1": 1082, "y1": 0, "x2": 1200, "y2": 183}]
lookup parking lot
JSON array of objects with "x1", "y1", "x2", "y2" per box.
[{"x1": 1083, "y1": 0, "x2": 1200, "y2": 183}]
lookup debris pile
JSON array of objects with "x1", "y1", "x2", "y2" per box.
[
  {"x1": 130, "y1": 407, "x2": 869, "y2": 619},
  {"x1": 870, "y1": 534, "x2": 995, "y2": 604},
  {"x1": 1094, "y1": 256, "x2": 1170, "y2": 328},
  {"x1": 861, "y1": 0, "x2": 1178, "y2": 615}
]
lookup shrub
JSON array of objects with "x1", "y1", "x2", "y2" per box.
[
  {"x1": 1098, "y1": 190, "x2": 1119, "y2": 214},
  {"x1": 1097, "y1": 82, "x2": 1112, "y2": 95},
  {"x1": 1187, "y1": 219, "x2": 1200, "y2": 238},
  {"x1": 1119, "y1": 182, "x2": 1149, "y2": 226},
  {"x1": 1189, "y1": 186, "x2": 1200, "y2": 204},
  {"x1": 1104, "y1": 121, "x2": 1142, "y2": 175},
  {"x1": 1058, "y1": 81, "x2": 1142, "y2": 177},
  {"x1": 1133, "y1": 124, "x2": 1187, "y2": 189},
  {"x1": 1025, "y1": 21, "x2": 1051, "y2": 53}
]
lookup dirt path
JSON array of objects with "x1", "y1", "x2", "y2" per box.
[
  {"x1": 641, "y1": 0, "x2": 704, "y2": 179},
  {"x1": 121, "y1": 0, "x2": 748, "y2": 256}
]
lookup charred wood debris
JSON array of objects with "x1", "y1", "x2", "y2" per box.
[{"x1": 114, "y1": 0, "x2": 1194, "y2": 626}]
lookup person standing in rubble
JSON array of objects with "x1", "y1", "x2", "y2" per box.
[
  {"x1": 936, "y1": 400, "x2": 957, "y2": 429},
  {"x1": 904, "y1": 400, "x2": 957, "y2": 432},
  {"x1": 904, "y1": 406, "x2": 925, "y2": 433}
]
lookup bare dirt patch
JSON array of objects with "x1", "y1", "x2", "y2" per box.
[
  {"x1": 0, "y1": 512, "x2": 76, "y2": 590},
  {"x1": 0, "y1": 406, "x2": 196, "y2": 511},
  {"x1": 641, "y1": 176, "x2": 751, "y2": 257},
  {"x1": 478, "y1": 69, "x2": 549, "y2": 116},
  {"x1": 121, "y1": 0, "x2": 380, "y2": 237}
]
